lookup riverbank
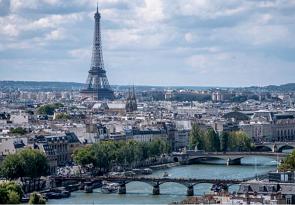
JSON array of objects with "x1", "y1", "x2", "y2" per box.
[{"x1": 150, "y1": 162, "x2": 180, "y2": 170}]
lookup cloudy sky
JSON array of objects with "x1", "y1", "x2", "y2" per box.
[{"x1": 0, "y1": 0, "x2": 295, "y2": 87}]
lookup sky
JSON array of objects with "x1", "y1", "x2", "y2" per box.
[{"x1": 0, "y1": 0, "x2": 295, "y2": 87}]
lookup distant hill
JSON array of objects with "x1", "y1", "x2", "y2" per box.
[
  {"x1": 264, "y1": 83, "x2": 295, "y2": 91},
  {"x1": 0, "y1": 80, "x2": 294, "y2": 92},
  {"x1": 248, "y1": 83, "x2": 295, "y2": 92},
  {"x1": 0, "y1": 81, "x2": 220, "y2": 92}
]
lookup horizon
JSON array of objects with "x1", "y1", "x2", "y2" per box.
[
  {"x1": 1, "y1": 79, "x2": 294, "y2": 89},
  {"x1": 1, "y1": 1, "x2": 295, "y2": 87}
]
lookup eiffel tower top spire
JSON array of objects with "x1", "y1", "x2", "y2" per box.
[{"x1": 91, "y1": 2, "x2": 103, "y2": 70}]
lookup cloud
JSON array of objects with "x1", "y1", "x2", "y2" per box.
[{"x1": 0, "y1": 0, "x2": 295, "y2": 86}]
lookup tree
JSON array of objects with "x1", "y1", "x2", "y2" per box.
[
  {"x1": 228, "y1": 131, "x2": 252, "y2": 151},
  {"x1": 73, "y1": 139, "x2": 171, "y2": 174},
  {"x1": 19, "y1": 149, "x2": 49, "y2": 179},
  {"x1": 10, "y1": 127, "x2": 27, "y2": 135},
  {"x1": 0, "y1": 182, "x2": 22, "y2": 204},
  {"x1": 37, "y1": 103, "x2": 64, "y2": 115},
  {"x1": 279, "y1": 150, "x2": 295, "y2": 171},
  {"x1": 73, "y1": 146, "x2": 93, "y2": 167},
  {"x1": 189, "y1": 124, "x2": 206, "y2": 150},
  {"x1": 0, "y1": 149, "x2": 49, "y2": 180},
  {"x1": 29, "y1": 192, "x2": 46, "y2": 204},
  {"x1": 220, "y1": 132, "x2": 229, "y2": 152},
  {"x1": 0, "y1": 154, "x2": 23, "y2": 180},
  {"x1": 205, "y1": 128, "x2": 220, "y2": 152},
  {"x1": 54, "y1": 113, "x2": 70, "y2": 120},
  {"x1": 7, "y1": 191, "x2": 20, "y2": 204},
  {"x1": 0, "y1": 188, "x2": 9, "y2": 204}
]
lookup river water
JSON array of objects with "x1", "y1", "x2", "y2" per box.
[{"x1": 48, "y1": 156, "x2": 277, "y2": 204}]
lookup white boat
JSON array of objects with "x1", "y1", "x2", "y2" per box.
[{"x1": 101, "y1": 181, "x2": 119, "y2": 194}]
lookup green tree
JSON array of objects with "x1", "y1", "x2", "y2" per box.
[
  {"x1": 220, "y1": 131, "x2": 229, "y2": 152},
  {"x1": 189, "y1": 124, "x2": 206, "y2": 150},
  {"x1": 0, "y1": 187, "x2": 9, "y2": 204},
  {"x1": 73, "y1": 146, "x2": 93, "y2": 167},
  {"x1": 19, "y1": 149, "x2": 49, "y2": 179},
  {"x1": 0, "y1": 154, "x2": 23, "y2": 180},
  {"x1": 7, "y1": 191, "x2": 20, "y2": 204},
  {"x1": 228, "y1": 131, "x2": 252, "y2": 151},
  {"x1": 10, "y1": 127, "x2": 27, "y2": 135},
  {"x1": 29, "y1": 192, "x2": 46, "y2": 204},
  {"x1": 0, "y1": 182, "x2": 22, "y2": 204},
  {"x1": 279, "y1": 150, "x2": 295, "y2": 171},
  {"x1": 54, "y1": 113, "x2": 70, "y2": 120},
  {"x1": 37, "y1": 103, "x2": 64, "y2": 115},
  {"x1": 0, "y1": 149, "x2": 49, "y2": 180},
  {"x1": 205, "y1": 128, "x2": 220, "y2": 152}
]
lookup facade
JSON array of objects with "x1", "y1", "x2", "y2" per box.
[
  {"x1": 30, "y1": 133, "x2": 81, "y2": 171},
  {"x1": 240, "y1": 122, "x2": 273, "y2": 142},
  {"x1": 80, "y1": 6, "x2": 114, "y2": 100},
  {"x1": 126, "y1": 128, "x2": 168, "y2": 142},
  {"x1": 240, "y1": 112, "x2": 295, "y2": 142},
  {"x1": 174, "y1": 129, "x2": 189, "y2": 151}
]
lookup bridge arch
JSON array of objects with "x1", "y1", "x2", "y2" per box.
[
  {"x1": 173, "y1": 157, "x2": 179, "y2": 162},
  {"x1": 254, "y1": 145, "x2": 273, "y2": 152},
  {"x1": 160, "y1": 181, "x2": 190, "y2": 195},
  {"x1": 277, "y1": 145, "x2": 295, "y2": 153},
  {"x1": 124, "y1": 180, "x2": 155, "y2": 187}
]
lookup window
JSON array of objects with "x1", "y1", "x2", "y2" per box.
[{"x1": 286, "y1": 196, "x2": 292, "y2": 204}]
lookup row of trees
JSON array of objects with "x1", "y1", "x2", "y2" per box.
[
  {"x1": 189, "y1": 124, "x2": 252, "y2": 152},
  {"x1": 74, "y1": 139, "x2": 171, "y2": 173}
]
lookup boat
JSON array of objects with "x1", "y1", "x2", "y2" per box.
[
  {"x1": 101, "y1": 181, "x2": 119, "y2": 194},
  {"x1": 163, "y1": 172, "x2": 169, "y2": 177},
  {"x1": 21, "y1": 195, "x2": 30, "y2": 203},
  {"x1": 124, "y1": 171, "x2": 136, "y2": 177},
  {"x1": 143, "y1": 168, "x2": 153, "y2": 175}
]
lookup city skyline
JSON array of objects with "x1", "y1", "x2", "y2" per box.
[{"x1": 1, "y1": 0, "x2": 295, "y2": 87}]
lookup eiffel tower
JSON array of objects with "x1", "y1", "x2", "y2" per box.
[{"x1": 80, "y1": 5, "x2": 114, "y2": 100}]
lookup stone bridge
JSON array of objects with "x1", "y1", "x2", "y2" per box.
[
  {"x1": 254, "y1": 142, "x2": 295, "y2": 152},
  {"x1": 173, "y1": 151, "x2": 288, "y2": 165},
  {"x1": 53, "y1": 176, "x2": 245, "y2": 196}
]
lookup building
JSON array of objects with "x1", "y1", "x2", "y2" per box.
[
  {"x1": 29, "y1": 132, "x2": 81, "y2": 168},
  {"x1": 174, "y1": 129, "x2": 189, "y2": 151},
  {"x1": 240, "y1": 111, "x2": 295, "y2": 142},
  {"x1": 80, "y1": 5, "x2": 114, "y2": 100},
  {"x1": 125, "y1": 87, "x2": 137, "y2": 113},
  {"x1": 126, "y1": 128, "x2": 167, "y2": 142},
  {"x1": 237, "y1": 182, "x2": 295, "y2": 204}
]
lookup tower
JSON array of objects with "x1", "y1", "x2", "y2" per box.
[
  {"x1": 125, "y1": 86, "x2": 137, "y2": 113},
  {"x1": 80, "y1": 5, "x2": 114, "y2": 100}
]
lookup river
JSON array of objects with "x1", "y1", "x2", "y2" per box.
[{"x1": 48, "y1": 156, "x2": 277, "y2": 204}]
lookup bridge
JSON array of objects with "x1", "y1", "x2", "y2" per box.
[
  {"x1": 173, "y1": 151, "x2": 289, "y2": 165},
  {"x1": 53, "y1": 176, "x2": 247, "y2": 196},
  {"x1": 254, "y1": 141, "x2": 295, "y2": 152}
]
